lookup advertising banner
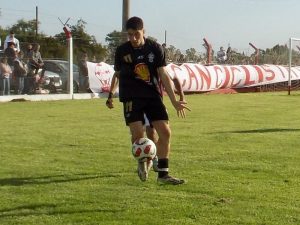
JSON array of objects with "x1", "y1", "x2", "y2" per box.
[{"x1": 87, "y1": 62, "x2": 300, "y2": 93}]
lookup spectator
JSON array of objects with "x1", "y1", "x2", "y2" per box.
[
  {"x1": 25, "y1": 43, "x2": 33, "y2": 63},
  {"x1": 226, "y1": 47, "x2": 232, "y2": 64},
  {"x1": 4, "y1": 30, "x2": 20, "y2": 52},
  {"x1": 4, "y1": 42, "x2": 17, "y2": 67},
  {"x1": 0, "y1": 57, "x2": 12, "y2": 95},
  {"x1": 78, "y1": 52, "x2": 89, "y2": 92},
  {"x1": 91, "y1": 55, "x2": 97, "y2": 63},
  {"x1": 28, "y1": 43, "x2": 44, "y2": 74},
  {"x1": 26, "y1": 43, "x2": 44, "y2": 94},
  {"x1": 13, "y1": 51, "x2": 28, "y2": 94},
  {"x1": 217, "y1": 46, "x2": 227, "y2": 63}
]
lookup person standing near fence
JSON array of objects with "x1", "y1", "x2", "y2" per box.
[
  {"x1": 4, "y1": 42, "x2": 17, "y2": 68},
  {"x1": 26, "y1": 43, "x2": 44, "y2": 94},
  {"x1": 0, "y1": 57, "x2": 12, "y2": 95},
  {"x1": 25, "y1": 44, "x2": 33, "y2": 62},
  {"x1": 13, "y1": 51, "x2": 28, "y2": 94},
  {"x1": 78, "y1": 52, "x2": 89, "y2": 92},
  {"x1": 4, "y1": 30, "x2": 20, "y2": 53}
]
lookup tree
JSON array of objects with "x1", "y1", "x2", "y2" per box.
[
  {"x1": 166, "y1": 45, "x2": 176, "y2": 62},
  {"x1": 261, "y1": 44, "x2": 290, "y2": 65},
  {"x1": 1, "y1": 19, "x2": 42, "y2": 50},
  {"x1": 10, "y1": 19, "x2": 37, "y2": 36},
  {"x1": 175, "y1": 49, "x2": 183, "y2": 63},
  {"x1": 0, "y1": 26, "x2": 7, "y2": 46},
  {"x1": 105, "y1": 30, "x2": 124, "y2": 63},
  {"x1": 40, "y1": 36, "x2": 67, "y2": 60},
  {"x1": 185, "y1": 48, "x2": 197, "y2": 62},
  {"x1": 55, "y1": 19, "x2": 107, "y2": 62},
  {"x1": 2, "y1": 18, "x2": 107, "y2": 62}
]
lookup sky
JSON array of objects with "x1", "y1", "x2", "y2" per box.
[{"x1": 1, "y1": 0, "x2": 300, "y2": 55}]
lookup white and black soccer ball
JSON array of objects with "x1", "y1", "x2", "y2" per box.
[{"x1": 132, "y1": 137, "x2": 156, "y2": 162}]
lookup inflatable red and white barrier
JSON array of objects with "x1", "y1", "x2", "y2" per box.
[
  {"x1": 87, "y1": 62, "x2": 115, "y2": 94},
  {"x1": 166, "y1": 63, "x2": 300, "y2": 92},
  {"x1": 87, "y1": 62, "x2": 300, "y2": 93}
]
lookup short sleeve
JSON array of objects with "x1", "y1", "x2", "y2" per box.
[{"x1": 156, "y1": 44, "x2": 167, "y2": 68}]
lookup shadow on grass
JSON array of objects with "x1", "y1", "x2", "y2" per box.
[
  {"x1": 0, "y1": 173, "x2": 121, "y2": 186},
  {"x1": 0, "y1": 203, "x2": 124, "y2": 218},
  {"x1": 212, "y1": 128, "x2": 300, "y2": 134}
]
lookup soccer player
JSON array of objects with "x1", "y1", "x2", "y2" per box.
[
  {"x1": 109, "y1": 67, "x2": 185, "y2": 173},
  {"x1": 106, "y1": 16, "x2": 190, "y2": 185}
]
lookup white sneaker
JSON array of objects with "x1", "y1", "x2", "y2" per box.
[{"x1": 137, "y1": 160, "x2": 153, "y2": 182}]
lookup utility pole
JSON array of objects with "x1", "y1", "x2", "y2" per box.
[
  {"x1": 122, "y1": 0, "x2": 130, "y2": 42},
  {"x1": 36, "y1": 6, "x2": 38, "y2": 39},
  {"x1": 164, "y1": 30, "x2": 167, "y2": 45}
]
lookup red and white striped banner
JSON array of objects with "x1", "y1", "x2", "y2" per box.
[
  {"x1": 166, "y1": 63, "x2": 300, "y2": 92},
  {"x1": 87, "y1": 62, "x2": 300, "y2": 93}
]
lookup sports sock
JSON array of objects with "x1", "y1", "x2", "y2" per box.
[{"x1": 158, "y1": 158, "x2": 169, "y2": 178}]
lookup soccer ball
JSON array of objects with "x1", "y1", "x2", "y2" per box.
[{"x1": 132, "y1": 137, "x2": 156, "y2": 162}]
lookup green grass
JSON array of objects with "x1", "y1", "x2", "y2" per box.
[{"x1": 0, "y1": 92, "x2": 300, "y2": 225}]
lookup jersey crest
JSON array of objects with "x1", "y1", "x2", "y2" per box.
[{"x1": 148, "y1": 52, "x2": 155, "y2": 63}]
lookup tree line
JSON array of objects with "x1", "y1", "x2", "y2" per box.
[{"x1": 1, "y1": 19, "x2": 300, "y2": 65}]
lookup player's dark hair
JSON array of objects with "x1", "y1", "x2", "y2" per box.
[{"x1": 126, "y1": 17, "x2": 144, "y2": 30}]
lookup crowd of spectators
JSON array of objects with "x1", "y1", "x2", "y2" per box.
[
  {"x1": 0, "y1": 30, "x2": 93, "y2": 96},
  {"x1": 0, "y1": 30, "x2": 45, "y2": 95}
]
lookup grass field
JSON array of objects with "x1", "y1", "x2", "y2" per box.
[{"x1": 0, "y1": 92, "x2": 300, "y2": 225}]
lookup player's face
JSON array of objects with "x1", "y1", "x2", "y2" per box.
[{"x1": 127, "y1": 29, "x2": 144, "y2": 48}]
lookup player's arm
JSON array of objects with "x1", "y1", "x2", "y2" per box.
[
  {"x1": 158, "y1": 66, "x2": 190, "y2": 118},
  {"x1": 106, "y1": 71, "x2": 119, "y2": 109},
  {"x1": 172, "y1": 76, "x2": 185, "y2": 101}
]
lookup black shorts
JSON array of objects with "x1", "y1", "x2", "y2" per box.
[{"x1": 122, "y1": 98, "x2": 169, "y2": 126}]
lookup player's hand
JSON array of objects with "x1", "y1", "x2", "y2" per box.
[
  {"x1": 106, "y1": 98, "x2": 114, "y2": 109},
  {"x1": 172, "y1": 100, "x2": 191, "y2": 118}
]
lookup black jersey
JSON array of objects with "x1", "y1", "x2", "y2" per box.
[{"x1": 114, "y1": 38, "x2": 166, "y2": 102}]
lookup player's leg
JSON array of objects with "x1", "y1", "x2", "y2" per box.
[
  {"x1": 151, "y1": 120, "x2": 170, "y2": 159},
  {"x1": 145, "y1": 125, "x2": 158, "y2": 144},
  {"x1": 145, "y1": 98, "x2": 185, "y2": 185},
  {"x1": 129, "y1": 121, "x2": 152, "y2": 181},
  {"x1": 151, "y1": 120, "x2": 185, "y2": 185},
  {"x1": 124, "y1": 99, "x2": 152, "y2": 181},
  {"x1": 144, "y1": 114, "x2": 159, "y2": 172},
  {"x1": 129, "y1": 121, "x2": 144, "y2": 144}
]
